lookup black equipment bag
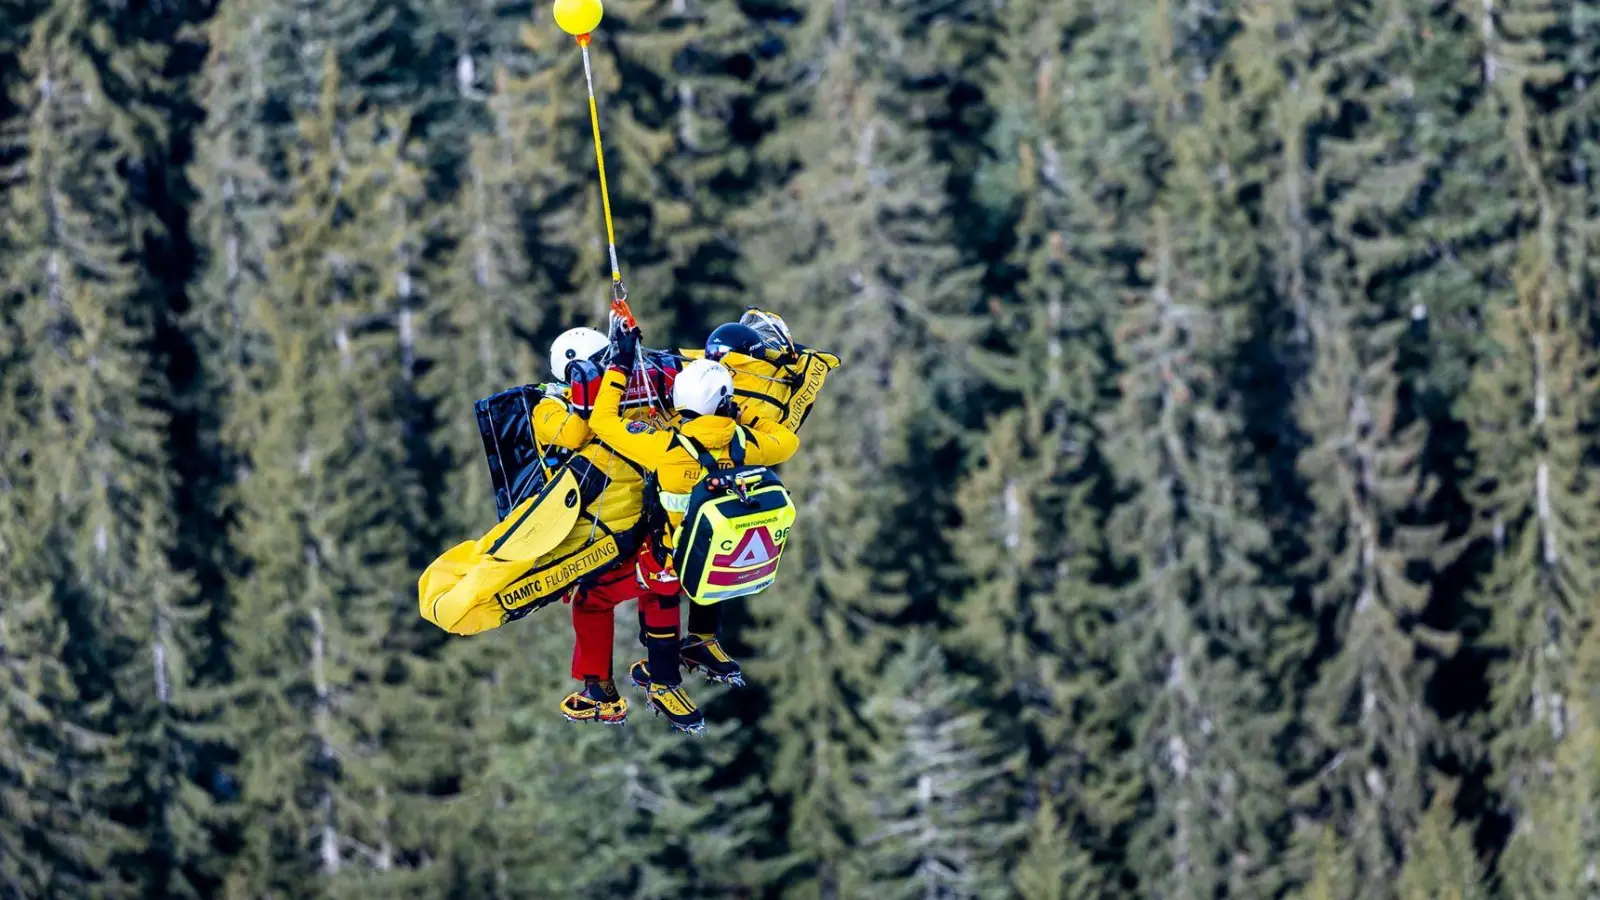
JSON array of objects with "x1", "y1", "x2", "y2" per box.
[{"x1": 474, "y1": 384, "x2": 572, "y2": 521}]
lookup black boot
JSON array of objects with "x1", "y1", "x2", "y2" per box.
[
  {"x1": 630, "y1": 599, "x2": 681, "y2": 690},
  {"x1": 636, "y1": 628, "x2": 703, "y2": 734},
  {"x1": 681, "y1": 603, "x2": 744, "y2": 687}
]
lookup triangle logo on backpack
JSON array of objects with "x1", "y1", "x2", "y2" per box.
[{"x1": 716, "y1": 526, "x2": 780, "y2": 569}]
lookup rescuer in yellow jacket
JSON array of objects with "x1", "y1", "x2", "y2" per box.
[
  {"x1": 678, "y1": 307, "x2": 839, "y2": 434},
  {"x1": 588, "y1": 326, "x2": 799, "y2": 733},
  {"x1": 417, "y1": 326, "x2": 652, "y2": 642}
]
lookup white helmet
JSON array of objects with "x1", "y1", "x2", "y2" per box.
[
  {"x1": 549, "y1": 326, "x2": 608, "y2": 381},
  {"x1": 673, "y1": 358, "x2": 734, "y2": 416}
]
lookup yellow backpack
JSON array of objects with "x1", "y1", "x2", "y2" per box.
[{"x1": 670, "y1": 431, "x2": 797, "y2": 605}]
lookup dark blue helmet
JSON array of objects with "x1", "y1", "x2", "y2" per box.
[{"x1": 704, "y1": 322, "x2": 768, "y2": 361}]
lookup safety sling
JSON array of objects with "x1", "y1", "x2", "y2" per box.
[{"x1": 668, "y1": 429, "x2": 796, "y2": 605}]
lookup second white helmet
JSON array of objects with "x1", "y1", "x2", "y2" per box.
[
  {"x1": 672, "y1": 358, "x2": 734, "y2": 416},
  {"x1": 549, "y1": 326, "x2": 608, "y2": 381}
]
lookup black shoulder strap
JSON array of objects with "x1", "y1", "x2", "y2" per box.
[
  {"x1": 590, "y1": 439, "x2": 648, "y2": 480},
  {"x1": 730, "y1": 427, "x2": 748, "y2": 466},
  {"x1": 673, "y1": 432, "x2": 721, "y2": 472}
]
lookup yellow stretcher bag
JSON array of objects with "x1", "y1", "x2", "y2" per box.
[
  {"x1": 670, "y1": 433, "x2": 797, "y2": 605},
  {"x1": 477, "y1": 465, "x2": 584, "y2": 562}
]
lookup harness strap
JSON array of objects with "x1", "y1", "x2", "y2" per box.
[
  {"x1": 673, "y1": 429, "x2": 749, "y2": 471},
  {"x1": 734, "y1": 387, "x2": 792, "y2": 425},
  {"x1": 590, "y1": 438, "x2": 648, "y2": 480},
  {"x1": 673, "y1": 433, "x2": 722, "y2": 472}
]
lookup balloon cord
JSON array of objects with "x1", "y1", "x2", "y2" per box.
[{"x1": 577, "y1": 36, "x2": 631, "y2": 319}]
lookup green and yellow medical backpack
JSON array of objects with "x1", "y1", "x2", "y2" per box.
[{"x1": 670, "y1": 432, "x2": 797, "y2": 605}]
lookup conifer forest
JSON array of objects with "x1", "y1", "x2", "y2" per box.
[{"x1": 6, "y1": 0, "x2": 1600, "y2": 895}]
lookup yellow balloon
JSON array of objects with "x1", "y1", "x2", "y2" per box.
[{"x1": 553, "y1": 0, "x2": 603, "y2": 35}]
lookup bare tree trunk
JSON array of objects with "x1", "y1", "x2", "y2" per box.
[{"x1": 308, "y1": 548, "x2": 341, "y2": 876}]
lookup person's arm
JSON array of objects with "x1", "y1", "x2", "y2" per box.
[
  {"x1": 590, "y1": 367, "x2": 676, "y2": 467},
  {"x1": 736, "y1": 416, "x2": 799, "y2": 467},
  {"x1": 533, "y1": 393, "x2": 591, "y2": 450}
]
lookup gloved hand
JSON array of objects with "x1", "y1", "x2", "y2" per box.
[{"x1": 611, "y1": 325, "x2": 640, "y2": 373}]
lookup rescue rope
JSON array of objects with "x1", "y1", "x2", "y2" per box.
[
  {"x1": 570, "y1": 30, "x2": 671, "y2": 426},
  {"x1": 573, "y1": 32, "x2": 633, "y2": 328},
  {"x1": 565, "y1": 18, "x2": 676, "y2": 539}
]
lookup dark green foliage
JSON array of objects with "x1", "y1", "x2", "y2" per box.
[
  {"x1": 845, "y1": 632, "x2": 1021, "y2": 899},
  {"x1": 0, "y1": 7, "x2": 218, "y2": 896},
  {"x1": 7, "y1": 0, "x2": 1600, "y2": 895}
]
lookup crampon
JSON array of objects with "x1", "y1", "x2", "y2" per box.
[
  {"x1": 681, "y1": 636, "x2": 745, "y2": 687},
  {"x1": 560, "y1": 683, "x2": 628, "y2": 726}
]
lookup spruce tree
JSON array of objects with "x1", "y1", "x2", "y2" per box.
[
  {"x1": 186, "y1": 0, "x2": 292, "y2": 381},
  {"x1": 1256, "y1": 2, "x2": 1484, "y2": 892},
  {"x1": 952, "y1": 411, "x2": 1122, "y2": 888},
  {"x1": 956, "y1": 0, "x2": 1163, "y2": 892},
  {"x1": 1460, "y1": 4, "x2": 1600, "y2": 893},
  {"x1": 1009, "y1": 795, "x2": 1100, "y2": 900},
  {"x1": 405, "y1": 3, "x2": 796, "y2": 890},
  {"x1": 409, "y1": 52, "x2": 610, "y2": 896},
  {"x1": 956, "y1": 0, "x2": 1122, "y2": 691},
  {"x1": 1466, "y1": 235, "x2": 1600, "y2": 878},
  {"x1": 207, "y1": 63, "x2": 444, "y2": 894},
  {"x1": 844, "y1": 633, "x2": 1020, "y2": 900},
  {"x1": 410, "y1": 0, "x2": 532, "y2": 174},
  {"x1": 1495, "y1": 619, "x2": 1600, "y2": 900},
  {"x1": 598, "y1": 0, "x2": 802, "y2": 328},
  {"x1": 0, "y1": 12, "x2": 215, "y2": 897},
  {"x1": 437, "y1": 632, "x2": 644, "y2": 899},
  {"x1": 1290, "y1": 303, "x2": 1450, "y2": 898},
  {"x1": 416, "y1": 48, "x2": 571, "y2": 525},
  {"x1": 1394, "y1": 781, "x2": 1489, "y2": 900},
  {"x1": 734, "y1": 0, "x2": 985, "y2": 886},
  {"x1": 1288, "y1": 829, "x2": 1361, "y2": 900},
  {"x1": 1085, "y1": 3, "x2": 1308, "y2": 896},
  {"x1": 186, "y1": 0, "x2": 493, "y2": 886},
  {"x1": 616, "y1": 714, "x2": 780, "y2": 897},
  {"x1": 404, "y1": 10, "x2": 718, "y2": 893},
  {"x1": 0, "y1": 371, "x2": 125, "y2": 899},
  {"x1": 1099, "y1": 176, "x2": 1295, "y2": 900},
  {"x1": 493, "y1": 0, "x2": 778, "y2": 337}
]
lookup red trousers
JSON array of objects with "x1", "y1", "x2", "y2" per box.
[{"x1": 568, "y1": 541, "x2": 681, "y2": 681}]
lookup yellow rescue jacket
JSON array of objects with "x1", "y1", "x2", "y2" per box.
[
  {"x1": 531, "y1": 386, "x2": 649, "y2": 536},
  {"x1": 677, "y1": 346, "x2": 839, "y2": 433},
  {"x1": 588, "y1": 368, "x2": 799, "y2": 538}
]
